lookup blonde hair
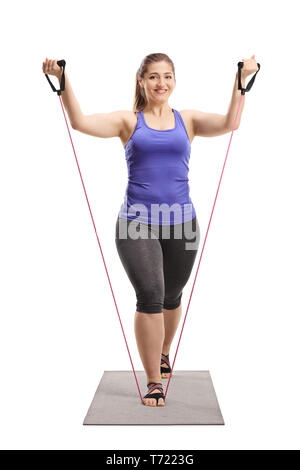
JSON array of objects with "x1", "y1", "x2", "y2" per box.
[{"x1": 133, "y1": 53, "x2": 176, "y2": 113}]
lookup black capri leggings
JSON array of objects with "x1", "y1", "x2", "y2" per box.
[{"x1": 115, "y1": 215, "x2": 200, "y2": 314}]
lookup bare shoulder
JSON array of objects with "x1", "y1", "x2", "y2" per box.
[
  {"x1": 178, "y1": 109, "x2": 194, "y2": 125},
  {"x1": 181, "y1": 108, "x2": 230, "y2": 138},
  {"x1": 108, "y1": 109, "x2": 137, "y2": 129},
  {"x1": 120, "y1": 110, "x2": 138, "y2": 127},
  {"x1": 178, "y1": 109, "x2": 195, "y2": 144},
  {"x1": 119, "y1": 110, "x2": 139, "y2": 148},
  {"x1": 178, "y1": 109, "x2": 194, "y2": 117}
]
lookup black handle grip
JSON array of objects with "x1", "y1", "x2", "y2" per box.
[
  {"x1": 44, "y1": 59, "x2": 66, "y2": 96},
  {"x1": 237, "y1": 61, "x2": 260, "y2": 95}
]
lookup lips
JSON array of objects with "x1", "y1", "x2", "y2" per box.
[{"x1": 155, "y1": 89, "x2": 167, "y2": 93}]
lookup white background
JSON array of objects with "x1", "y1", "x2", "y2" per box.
[{"x1": 0, "y1": 0, "x2": 299, "y2": 450}]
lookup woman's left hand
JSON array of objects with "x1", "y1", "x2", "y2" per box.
[{"x1": 241, "y1": 54, "x2": 259, "y2": 77}]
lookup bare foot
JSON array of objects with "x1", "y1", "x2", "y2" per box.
[{"x1": 142, "y1": 383, "x2": 165, "y2": 407}]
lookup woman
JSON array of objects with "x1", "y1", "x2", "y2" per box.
[{"x1": 42, "y1": 52, "x2": 258, "y2": 408}]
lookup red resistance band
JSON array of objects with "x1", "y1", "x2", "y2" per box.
[{"x1": 45, "y1": 60, "x2": 260, "y2": 404}]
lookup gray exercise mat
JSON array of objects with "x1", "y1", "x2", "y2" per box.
[{"x1": 83, "y1": 371, "x2": 224, "y2": 425}]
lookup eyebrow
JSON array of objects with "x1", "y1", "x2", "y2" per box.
[{"x1": 148, "y1": 72, "x2": 173, "y2": 75}]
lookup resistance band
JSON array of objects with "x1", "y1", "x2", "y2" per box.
[{"x1": 45, "y1": 59, "x2": 260, "y2": 404}]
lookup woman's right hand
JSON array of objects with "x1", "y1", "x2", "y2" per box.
[{"x1": 42, "y1": 58, "x2": 63, "y2": 79}]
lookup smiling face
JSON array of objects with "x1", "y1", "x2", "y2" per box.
[{"x1": 139, "y1": 61, "x2": 176, "y2": 105}]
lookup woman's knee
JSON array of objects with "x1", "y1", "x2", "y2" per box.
[
  {"x1": 136, "y1": 299, "x2": 164, "y2": 313},
  {"x1": 136, "y1": 286, "x2": 164, "y2": 314},
  {"x1": 163, "y1": 291, "x2": 183, "y2": 310}
]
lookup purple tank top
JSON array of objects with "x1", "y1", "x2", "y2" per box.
[{"x1": 118, "y1": 108, "x2": 196, "y2": 225}]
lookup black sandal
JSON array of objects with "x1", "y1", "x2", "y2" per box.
[
  {"x1": 143, "y1": 382, "x2": 165, "y2": 405},
  {"x1": 160, "y1": 353, "x2": 171, "y2": 377}
]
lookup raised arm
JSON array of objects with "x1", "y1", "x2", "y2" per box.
[
  {"x1": 73, "y1": 110, "x2": 126, "y2": 139},
  {"x1": 55, "y1": 67, "x2": 125, "y2": 138},
  {"x1": 189, "y1": 71, "x2": 247, "y2": 138},
  {"x1": 191, "y1": 110, "x2": 231, "y2": 138}
]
